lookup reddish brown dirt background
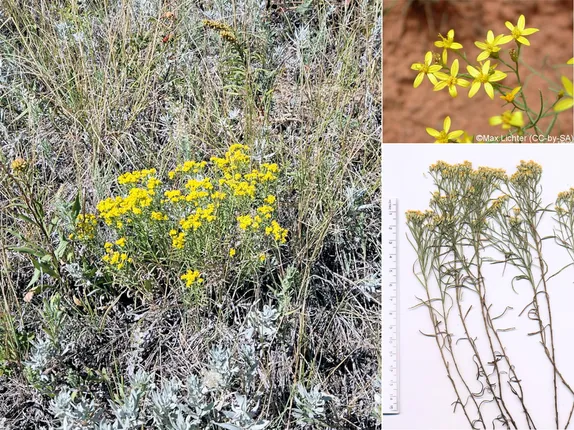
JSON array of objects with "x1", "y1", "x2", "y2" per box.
[{"x1": 383, "y1": 0, "x2": 574, "y2": 143}]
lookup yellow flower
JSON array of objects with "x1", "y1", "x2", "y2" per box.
[
  {"x1": 474, "y1": 30, "x2": 513, "y2": 61},
  {"x1": 554, "y1": 76, "x2": 573, "y2": 112},
  {"x1": 411, "y1": 51, "x2": 442, "y2": 88},
  {"x1": 258, "y1": 253, "x2": 266, "y2": 262},
  {"x1": 433, "y1": 59, "x2": 470, "y2": 97},
  {"x1": 467, "y1": 60, "x2": 507, "y2": 99},
  {"x1": 434, "y1": 29, "x2": 463, "y2": 64},
  {"x1": 456, "y1": 132, "x2": 474, "y2": 144},
  {"x1": 500, "y1": 86, "x2": 521, "y2": 103},
  {"x1": 115, "y1": 237, "x2": 126, "y2": 247},
  {"x1": 505, "y1": 15, "x2": 539, "y2": 46},
  {"x1": 181, "y1": 269, "x2": 204, "y2": 287},
  {"x1": 489, "y1": 111, "x2": 524, "y2": 129},
  {"x1": 426, "y1": 116, "x2": 464, "y2": 143},
  {"x1": 237, "y1": 215, "x2": 253, "y2": 230},
  {"x1": 229, "y1": 248, "x2": 236, "y2": 257},
  {"x1": 74, "y1": 213, "x2": 97, "y2": 240},
  {"x1": 264, "y1": 195, "x2": 276, "y2": 204},
  {"x1": 10, "y1": 158, "x2": 28, "y2": 174}
]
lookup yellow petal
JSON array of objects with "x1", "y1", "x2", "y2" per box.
[
  {"x1": 477, "y1": 51, "x2": 490, "y2": 62},
  {"x1": 469, "y1": 81, "x2": 481, "y2": 98},
  {"x1": 567, "y1": 58, "x2": 574, "y2": 65},
  {"x1": 486, "y1": 30, "x2": 494, "y2": 43},
  {"x1": 475, "y1": 41, "x2": 487, "y2": 50},
  {"x1": 467, "y1": 65, "x2": 480, "y2": 78},
  {"x1": 489, "y1": 116, "x2": 503, "y2": 126},
  {"x1": 424, "y1": 51, "x2": 433, "y2": 65},
  {"x1": 521, "y1": 28, "x2": 539, "y2": 36},
  {"x1": 518, "y1": 15, "x2": 525, "y2": 31},
  {"x1": 434, "y1": 81, "x2": 448, "y2": 91},
  {"x1": 561, "y1": 76, "x2": 573, "y2": 96},
  {"x1": 510, "y1": 112, "x2": 524, "y2": 127},
  {"x1": 428, "y1": 73, "x2": 438, "y2": 85},
  {"x1": 434, "y1": 72, "x2": 450, "y2": 80},
  {"x1": 450, "y1": 42, "x2": 463, "y2": 50},
  {"x1": 426, "y1": 127, "x2": 441, "y2": 138},
  {"x1": 458, "y1": 79, "x2": 470, "y2": 88},
  {"x1": 485, "y1": 82, "x2": 494, "y2": 99},
  {"x1": 482, "y1": 61, "x2": 490, "y2": 75},
  {"x1": 490, "y1": 71, "x2": 507, "y2": 82},
  {"x1": 497, "y1": 35, "x2": 513, "y2": 44},
  {"x1": 451, "y1": 59, "x2": 459, "y2": 76},
  {"x1": 449, "y1": 85, "x2": 458, "y2": 98},
  {"x1": 443, "y1": 116, "x2": 451, "y2": 133},
  {"x1": 414, "y1": 72, "x2": 424, "y2": 88},
  {"x1": 411, "y1": 63, "x2": 423, "y2": 70},
  {"x1": 505, "y1": 21, "x2": 514, "y2": 32},
  {"x1": 517, "y1": 36, "x2": 530, "y2": 46},
  {"x1": 447, "y1": 29, "x2": 454, "y2": 40},
  {"x1": 448, "y1": 130, "x2": 464, "y2": 140},
  {"x1": 428, "y1": 65, "x2": 442, "y2": 73},
  {"x1": 554, "y1": 97, "x2": 574, "y2": 112}
]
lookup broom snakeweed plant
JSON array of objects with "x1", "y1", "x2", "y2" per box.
[
  {"x1": 407, "y1": 160, "x2": 574, "y2": 429},
  {"x1": 410, "y1": 15, "x2": 573, "y2": 143}
]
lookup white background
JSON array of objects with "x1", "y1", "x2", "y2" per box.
[{"x1": 383, "y1": 145, "x2": 574, "y2": 430}]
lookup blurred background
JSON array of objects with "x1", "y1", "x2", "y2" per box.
[{"x1": 383, "y1": 0, "x2": 573, "y2": 143}]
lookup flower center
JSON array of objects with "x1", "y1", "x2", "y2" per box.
[
  {"x1": 437, "y1": 131, "x2": 449, "y2": 143},
  {"x1": 447, "y1": 76, "x2": 457, "y2": 86},
  {"x1": 512, "y1": 28, "x2": 521, "y2": 38}
]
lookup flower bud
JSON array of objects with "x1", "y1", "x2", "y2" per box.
[{"x1": 509, "y1": 48, "x2": 519, "y2": 63}]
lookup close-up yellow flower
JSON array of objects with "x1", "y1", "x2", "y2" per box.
[
  {"x1": 426, "y1": 116, "x2": 464, "y2": 143},
  {"x1": 181, "y1": 269, "x2": 204, "y2": 287},
  {"x1": 433, "y1": 59, "x2": 470, "y2": 97},
  {"x1": 500, "y1": 86, "x2": 522, "y2": 103},
  {"x1": 489, "y1": 110, "x2": 524, "y2": 129},
  {"x1": 554, "y1": 76, "x2": 573, "y2": 112},
  {"x1": 505, "y1": 15, "x2": 539, "y2": 46},
  {"x1": 410, "y1": 51, "x2": 442, "y2": 88},
  {"x1": 474, "y1": 30, "x2": 513, "y2": 62},
  {"x1": 434, "y1": 29, "x2": 463, "y2": 64},
  {"x1": 467, "y1": 60, "x2": 507, "y2": 99}
]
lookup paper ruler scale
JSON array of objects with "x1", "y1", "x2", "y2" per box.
[{"x1": 383, "y1": 197, "x2": 399, "y2": 414}]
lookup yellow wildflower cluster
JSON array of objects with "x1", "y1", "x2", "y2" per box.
[
  {"x1": 181, "y1": 269, "x2": 203, "y2": 287},
  {"x1": 88, "y1": 144, "x2": 288, "y2": 286},
  {"x1": 71, "y1": 213, "x2": 97, "y2": 241},
  {"x1": 97, "y1": 187, "x2": 154, "y2": 226},
  {"x1": 180, "y1": 204, "x2": 216, "y2": 231},
  {"x1": 102, "y1": 240, "x2": 132, "y2": 269},
  {"x1": 412, "y1": 15, "x2": 544, "y2": 142},
  {"x1": 265, "y1": 220, "x2": 288, "y2": 243},
  {"x1": 118, "y1": 168, "x2": 157, "y2": 185}
]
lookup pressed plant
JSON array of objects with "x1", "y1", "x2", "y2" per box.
[{"x1": 407, "y1": 160, "x2": 574, "y2": 429}]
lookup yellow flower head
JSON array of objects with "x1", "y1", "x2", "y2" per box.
[
  {"x1": 433, "y1": 59, "x2": 470, "y2": 97},
  {"x1": 500, "y1": 86, "x2": 522, "y2": 103},
  {"x1": 10, "y1": 157, "x2": 28, "y2": 174},
  {"x1": 467, "y1": 60, "x2": 507, "y2": 99},
  {"x1": 554, "y1": 76, "x2": 573, "y2": 112},
  {"x1": 229, "y1": 248, "x2": 236, "y2": 257},
  {"x1": 434, "y1": 29, "x2": 463, "y2": 64},
  {"x1": 181, "y1": 269, "x2": 204, "y2": 287},
  {"x1": 505, "y1": 15, "x2": 539, "y2": 46},
  {"x1": 475, "y1": 30, "x2": 513, "y2": 62},
  {"x1": 426, "y1": 116, "x2": 464, "y2": 143},
  {"x1": 489, "y1": 110, "x2": 524, "y2": 130},
  {"x1": 411, "y1": 51, "x2": 442, "y2": 88}
]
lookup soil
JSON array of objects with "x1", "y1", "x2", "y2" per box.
[{"x1": 383, "y1": 0, "x2": 574, "y2": 143}]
